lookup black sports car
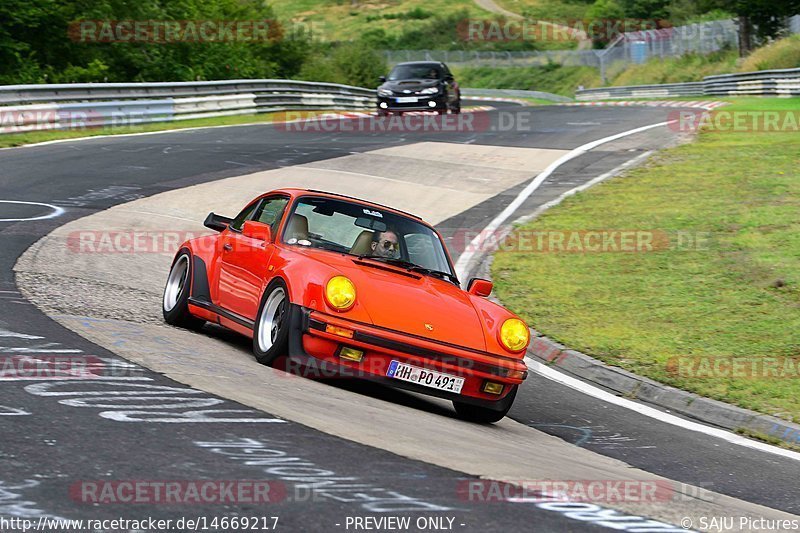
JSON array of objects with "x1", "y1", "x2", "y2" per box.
[{"x1": 376, "y1": 61, "x2": 461, "y2": 115}]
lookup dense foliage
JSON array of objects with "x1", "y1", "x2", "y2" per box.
[
  {"x1": 0, "y1": 0, "x2": 310, "y2": 84},
  {"x1": 0, "y1": 0, "x2": 796, "y2": 86}
]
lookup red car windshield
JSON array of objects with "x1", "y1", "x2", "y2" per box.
[{"x1": 282, "y1": 196, "x2": 455, "y2": 279}]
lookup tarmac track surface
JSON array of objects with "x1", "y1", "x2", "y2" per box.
[{"x1": 1, "y1": 102, "x2": 798, "y2": 531}]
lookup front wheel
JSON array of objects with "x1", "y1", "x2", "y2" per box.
[
  {"x1": 453, "y1": 387, "x2": 517, "y2": 424},
  {"x1": 162, "y1": 251, "x2": 205, "y2": 330},
  {"x1": 451, "y1": 98, "x2": 461, "y2": 114},
  {"x1": 253, "y1": 280, "x2": 290, "y2": 366}
]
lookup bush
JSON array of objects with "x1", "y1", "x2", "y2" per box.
[
  {"x1": 299, "y1": 43, "x2": 387, "y2": 88},
  {"x1": 740, "y1": 34, "x2": 800, "y2": 72}
]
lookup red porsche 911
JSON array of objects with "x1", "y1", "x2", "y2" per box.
[{"x1": 163, "y1": 189, "x2": 529, "y2": 422}]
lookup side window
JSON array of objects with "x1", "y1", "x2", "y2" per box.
[
  {"x1": 229, "y1": 201, "x2": 260, "y2": 232},
  {"x1": 253, "y1": 197, "x2": 289, "y2": 234}
]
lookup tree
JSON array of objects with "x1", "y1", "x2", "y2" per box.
[{"x1": 708, "y1": 0, "x2": 800, "y2": 54}]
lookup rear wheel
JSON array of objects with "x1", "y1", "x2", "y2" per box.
[
  {"x1": 162, "y1": 251, "x2": 205, "y2": 330},
  {"x1": 453, "y1": 387, "x2": 516, "y2": 424},
  {"x1": 253, "y1": 280, "x2": 290, "y2": 366}
]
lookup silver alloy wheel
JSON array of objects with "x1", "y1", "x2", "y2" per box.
[
  {"x1": 258, "y1": 287, "x2": 287, "y2": 353},
  {"x1": 163, "y1": 255, "x2": 190, "y2": 312}
]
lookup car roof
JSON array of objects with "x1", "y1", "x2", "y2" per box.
[
  {"x1": 393, "y1": 61, "x2": 445, "y2": 68},
  {"x1": 268, "y1": 188, "x2": 424, "y2": 221}
]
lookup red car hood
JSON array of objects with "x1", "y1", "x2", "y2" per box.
[{"x1": 294, "y1": 248, "x2": 487, "y2": 350}]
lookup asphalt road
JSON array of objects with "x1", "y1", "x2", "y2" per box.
[{"x1": 1, "y1": 102, "x2": 797, "y2": 529}]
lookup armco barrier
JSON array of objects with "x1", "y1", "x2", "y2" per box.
[
  {"x1": 576, "y1": 67, "x2": 800, "y2": 100},
  {"x1": 0, "y1": 79, "x2": 376, "y2": 134}
]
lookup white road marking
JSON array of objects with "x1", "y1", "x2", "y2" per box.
[
  {"x1": 0, "y1": 201, "x2": 65, "y2": 222},
  {"x1": 525, "y1": 357, "x2": 800, "y2": 462},
  {"x1": 454, "y1": 120, "x2": 674, "y2": 280},
  {"x1": 0, "y1": 406, "x2": 30, "y2": 416}
]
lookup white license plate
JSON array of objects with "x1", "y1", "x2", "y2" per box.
[
  {"x1": 386, "y1": 361, "x2": 464, "y2": 393},
  {"x1": 395, "y1": 97, "x2": 418, "y2": 103}
]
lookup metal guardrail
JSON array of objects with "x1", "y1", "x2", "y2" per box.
[
  {"x1": 575, "y1": 68, "x2": 800, "y2": 100},
  {"x1": 0, "y1": 79, "x2": 376, "y2": 134}
]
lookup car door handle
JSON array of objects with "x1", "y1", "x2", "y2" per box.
[{"x1": 223, "y1": 244, "x2": 233, "y2": 252}]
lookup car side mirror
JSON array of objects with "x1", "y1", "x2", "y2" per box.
[
  {"x1": 204, "y1": 212, "x2": 232, "y2": 232},
  {"x1": 378, "y1": 76, "x2": 386, "y2": 83},
  {"x1": 467, "y1": 278, "x2": 493, "y2": 297},
  {"x1": 242, "y1": 220, "x2": 272, "y2": 243}
]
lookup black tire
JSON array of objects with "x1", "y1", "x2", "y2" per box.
[
  {"x1": 451, "y1": 97, "x2": 461, "y2": 114},
  {"x1": 377, "y1": 109, "x2": 388, "y2": 117},
  {"x1": 453, "y1": 386, "x2": 517, "y2": 424},
  {"x1": 253, "y1": 279, "x2": 291, "y2": 366},
  {"x1": 162, "y1": 250, "x2": 205, "y2": 330}
]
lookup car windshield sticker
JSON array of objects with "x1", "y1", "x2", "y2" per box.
[{"x1": 363, "y1": 209, "x2": 383, "y2": 218}]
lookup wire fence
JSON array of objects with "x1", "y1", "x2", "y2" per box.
[{"x1": 384, "y1": 15, "x2": 800, "y2": 82}]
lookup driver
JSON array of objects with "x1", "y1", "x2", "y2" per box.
[
  {"x1": 370, "y1": 229, "x2": 400, "y2": 259},
  {"x1": 427, "y1": 68, "x2": 439, "y2": 79}
]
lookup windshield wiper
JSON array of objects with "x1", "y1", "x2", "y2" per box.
[{"x1": 356, "y1": 255, "x2": 459, "y2": 284}]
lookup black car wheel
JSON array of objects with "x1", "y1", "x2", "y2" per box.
[{"x1": 453, "y1": 386, "x2": 517, "y2": 424}]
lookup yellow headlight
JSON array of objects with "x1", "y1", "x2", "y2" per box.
[
  {"x1": 325, "y1": 276, "x2": 356, "y2": 311},
  {"x1": 499, "y1": 318, "x2": 530, "y2": 353}
]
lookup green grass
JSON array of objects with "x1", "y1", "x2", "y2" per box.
[
  {"x1": 271, "y1": 0, "x2": 489, "y2": 42},
  {"x1": 494, "y1": 0, "x2": 591, "y2": 20},
  {"x1": 453, "y1": 65, "x2": 601, "y2": 96},
  {"x1": 492, "y1": 97, "x2": 800, "y2": 422},
  {"x1": 609, "y1": 50, "x2": 739, "y2": 86},
  {"x1": 739, "y1": 34, "x2": 800, "y2": 72},
  {"x1": 0, "y1": 110, "x2": 335, "y2": 149}
]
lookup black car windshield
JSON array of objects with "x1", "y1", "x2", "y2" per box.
[
  {"x1": 387, "y1": 64, "x2": 442, "y2": 81},
  {"x1": 282, "y1": 196, "x2": 456, "y2": 281}
]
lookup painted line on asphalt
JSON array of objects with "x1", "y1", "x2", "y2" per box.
[
  {"x1": 0, "y1": 201, "x2": 65, "y2": 222},
  {"x1": 526, "y1": 357, "x2": 800, "y2": 462},
  {"x1": 454, "y1": 120, "x2": 673, "y2": 280}
]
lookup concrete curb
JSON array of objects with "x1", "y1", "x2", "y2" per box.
[{"x1": 526, "y1": 332, "x2": 800, "y2": 448}]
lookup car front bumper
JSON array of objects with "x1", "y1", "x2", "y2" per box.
[
  {"x1": 286, "y1": 305, "x2": 527, "y2": 410},
  {"x1": 377, "y1": 94, "x2": 448, "y2": 112}
]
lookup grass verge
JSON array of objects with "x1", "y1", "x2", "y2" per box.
[
  {"x1": 491, "y1": 97, "x2": 800, "y2": 422},
  {"x1": 0, "y1": 110, "x2": 341, "y2": 149}
]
